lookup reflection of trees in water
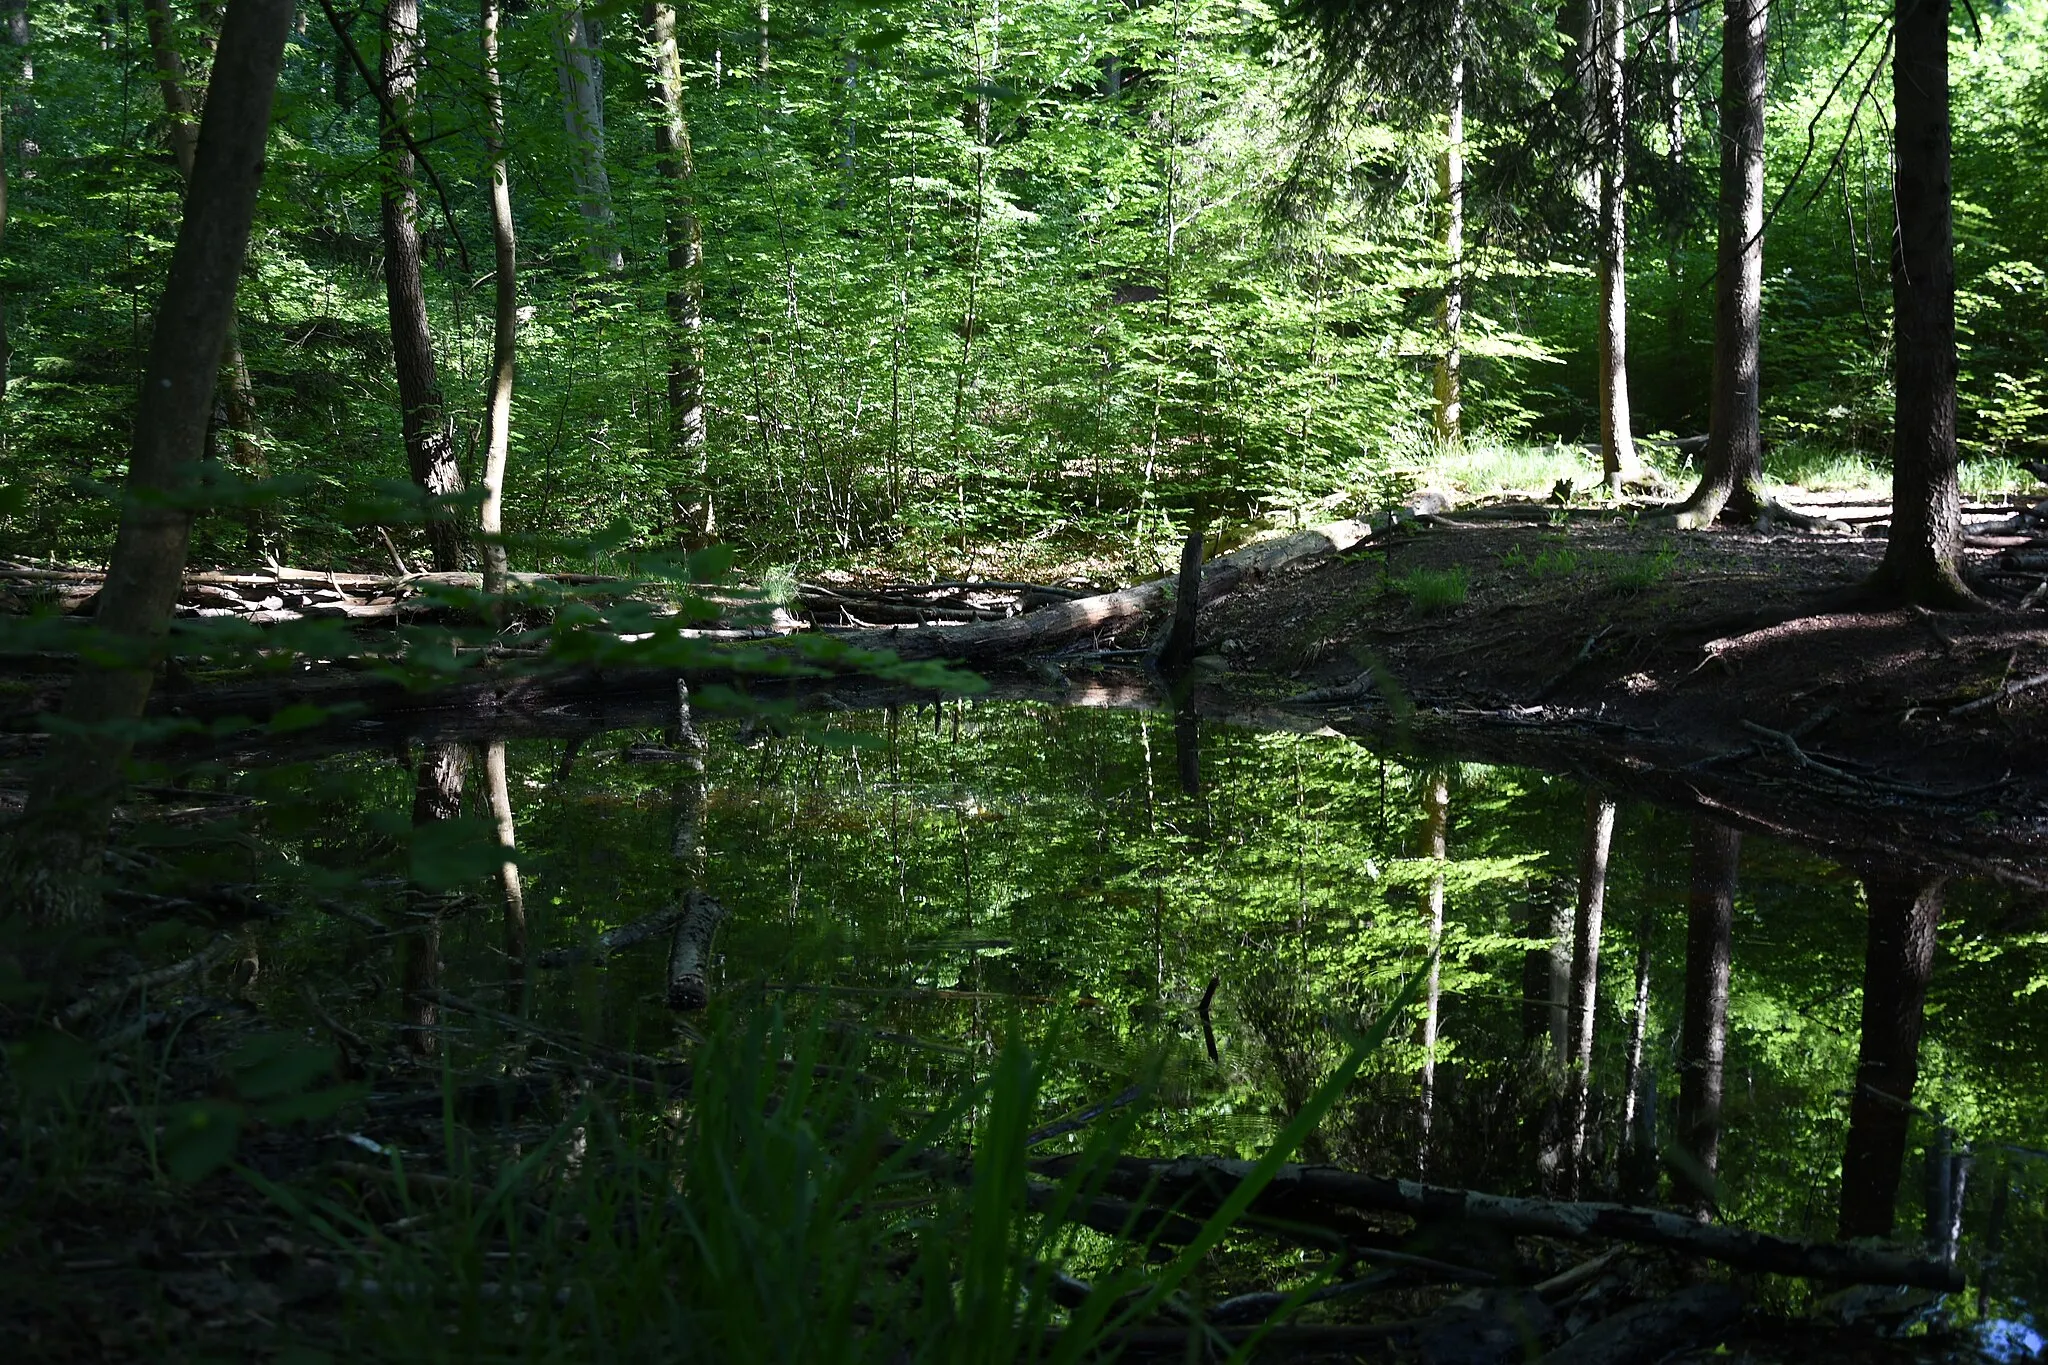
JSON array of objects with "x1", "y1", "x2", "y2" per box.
[
  {"x1": 400, "y1": 742, "x2": 468, "y2": 1056},
  {"x1": 1676, "y1": 818, "x2": 1739, "y2": 1214},
  {"x1": 1839, "y1": 873, "x2": 1945, "y2": 1241}
]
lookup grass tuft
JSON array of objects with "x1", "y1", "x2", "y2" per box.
[{"x1": 1393, "y1": 566, "x2": 1469, "y2": 613}]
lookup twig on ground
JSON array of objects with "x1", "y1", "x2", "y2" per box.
[
  {"x1": 56, "y1": 935, "x2": 238, "y2": 1026},
  {"x1": 1950, "y1": 667, "x2": 2048, "y2": 717}
]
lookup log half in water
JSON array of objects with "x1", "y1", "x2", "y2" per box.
[
  {"x1": 1034, "y1": 1155, "x2": 1963, "y2": 1291},
  {"x1": 666, "y1": 890, "x2": 727, "y2": 1010},
  {"x1": 534, "y1": 903, "x2": 686, "y2": 969}
]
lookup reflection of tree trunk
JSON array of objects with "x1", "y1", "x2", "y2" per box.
[
  {"x1": 1675, "y1": 818, "x2": 1740, "y2": 1213},
  {"x1": 551, "y1": 7, "x2": 622, "y2": 274},
  {"x1": 1564, "y1": 793, "x2": 1615, "y2": 1194},
  {"x1": 402, "y1": 743, "x2": 468, "y2": 1055},
  {"x1": 1619, "y1": 902, "x2": 1657, "y2": 1198},
  {"x1": 0, "y1": 0, "x2": 292, "y2": 925},
  {"x1": 1520, "y1": 877, "x2": 1571, "y2": 1054},
  {"x1": 482, "y1": 740, "x2": 526, "y2": 1011},
  {"x1": 478, "y1": 0, "x2": 516, "y2": 599},
  {"x1": 1172, "y1": 702, "x2": 1201, "y2": 798},
  {"x1": 669, "y1": 677, "x2": 708, "y2": 879},
  {"x1": 1419, "y1": 771, "x2": 1448, "y2": 1169},
  {"x1": 144, "y1": 0, "x2": 274, "y2": 558},
  {"x1": 381, "y1": 0, "x2": 464, "y2": 571},
  {"x1": 1839, "y1": 872, "x2": 1944, "y2": 1240}
]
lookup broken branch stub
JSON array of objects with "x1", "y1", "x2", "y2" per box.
[{"x1": 666, "y1": 890, "x2": 727, "y2": 1011}]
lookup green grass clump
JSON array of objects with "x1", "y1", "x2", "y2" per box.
[
  {"x1": 1603, "y1": 544, "x2": 1679, "y2": 591},
  {"x1": 1501, "y1": 543, "x2": 1580, "y2": 580},
  {"x1": 1394, "y1": 566, "x2": 1469, "y2": 613}
]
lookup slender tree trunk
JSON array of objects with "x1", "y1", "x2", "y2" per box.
[
  {"x1": 756, "y1": 0, "x2": 768, "y2": 79},
  {"x1": 1873, "y1": 0, "x2": 1972, "y2": 607},
  {"x1": 0, "y1": 0, "x2": 31, "y2": 421},
  {"x1": 381, "y1": 0, "x2": 464, "y2": 571},
  {"x1": 1595, "y1": 0, "x2": 1639, "y2": 490},
  {"x1": 1838, "y1": 872, "x2": 1944, "y2": 1239},
  {"x1": 1675, "y1": 818, "x2": 1740, "y2": 1214},
  {"x1": 1564, "y1": 793, "x2": 1615, "y2": 1193},
  {"x1": 1433, "y1": 0, "x2": 1464, "y2": 448},
  {"x1": 0, "y1": 0, "x2": 290, "y2": 925},
  {"x1": 482, "y1": 740, "x2": 527, "y2": 1011},
  {"x1": 1671, "y1": 0, "x2": 1766, "y2": 527},
  {"x1": 400, "y1": 743, "x2": 467, "y2": 1055},
  {"x1": 144, "y1": 0, "x2": 274, "y2": 559},
  {"x1": 478, "y1": 0, "x2": 515, "y2": 598},
  {"x1": 645, "y1": 1, "x2": 709, "y2": 541},
  {"x1": 1419, "y1": 770, "x2": 1449, "y2": 1169},
  {"x1": 552, "y1": 7, "x2": 622, "y2": 274}
]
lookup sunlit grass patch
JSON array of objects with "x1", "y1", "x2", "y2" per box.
[
  {"x1": 1393, "y1": 566, "x2": 1469, "y2": 613},
  {"x1": 1766, "y1": 441, "x2": 2036, "y2": 499}
]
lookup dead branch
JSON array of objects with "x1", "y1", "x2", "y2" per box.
[{"x1": 1033, "y1": 1155, "x2": 1964, "y2": 1290}]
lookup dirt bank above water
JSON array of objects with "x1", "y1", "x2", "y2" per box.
[{"x1": 1200, "y1": 518, "x2": 2046, "y2": 887}]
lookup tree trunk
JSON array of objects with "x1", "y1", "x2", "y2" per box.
[
  {"x1": 1564, "y1": 792, "x2": 1616, "y2": 1193},
  {"x1": 1675, "y1": 818, "x2": 1739, "y2": 1213},
  {"x1": 645, "y1": 1, "x2": 709, "y2": 541},
  {"x1": 1670, "y1": 0, "x2": 1765, "y2": 527},
  {"x1": 1595, "y1": 0, "x2": 1639, "y2": 490},
  {"x1": 0, "y1": 0, "x2": 291, "y2": 924},
  {"x1": 1872, "y1": 0, "x2": 1972, "y2": 606},
  {"x1": 482, "y1": 740, "x2": 527, "y2": 1010},
  {"x1": 1432, "y1": 0, "x2": 1464, "y2": 449},
  {"x1": 1419, "y1": 770, "x2": 1449, "y2": 1168},
  {"x1": 551, "y1": 7, "x2": 622, "y2": 274},
  {"x1": 1521, "y1": 878, "x2": 1571, "y2": 1052},
  {"x1": 400, "y1": 743, "x2": 467, "y2": 1055},
  {"x1": 478, "y1": 0, "x2": 515, "y2": 599},
  {"x1": 0, "y1": 2, "x2": 30, "y2": 418},
  {"x1": 381, "y1": 0, "x2": 464, "y2": 572},
  {"x1": 144, "y1": 0, "x2": 274, "y2": 559},
  {"x1": 1838, "y1": 872, "x2": 1944, "y2": 1240}
]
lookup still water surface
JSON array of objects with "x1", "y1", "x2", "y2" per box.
[{"x1": 243, "y1": 698, "x2": 2048, "y2": 1348}]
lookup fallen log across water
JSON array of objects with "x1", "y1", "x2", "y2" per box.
[
  {"x1": 534, "y1": 903, "x2": 688, "y2": 969},
  {"x1": 666, "y1": 889, "x2": 727, "y2": 1010},
  {"x1": 1034, "y1": 1154, "x2": 1965, "y2": 1291}
]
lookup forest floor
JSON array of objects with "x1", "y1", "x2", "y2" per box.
[{"x1": 1198, "y1": 506, "x2": 2046, "y2": 885}]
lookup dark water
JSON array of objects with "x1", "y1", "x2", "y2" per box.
[{"x1": 234, "y1": 696, "x2": 2048, "y2": 1356}]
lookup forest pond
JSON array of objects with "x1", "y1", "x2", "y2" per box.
[{"x1": 220, "y1": 692, "x2": 2048, "y2": 1356}]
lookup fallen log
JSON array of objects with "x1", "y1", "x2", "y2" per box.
[
  {"x1": 826, "y1": 512, "x2": 1396, "y2": 665},
  {"x1": 534, "y1": 904, "x2": 687, "y2": 969},
  {"x1": 1035, "y1": 1155, "x2": 1964, "y2": 1291},
  {"x1": 666, "y1": 889, "x2": 727, "y2": 1010}
]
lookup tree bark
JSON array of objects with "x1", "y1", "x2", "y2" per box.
[
  {"x1": 1675, "y1": 818, "x2": 1739, "y2": 1213},
  {"x1": 478, "y1": 0, "x2": 515, "y2": 599},
  {"x1": 1838, "y1": 872, "x2": 1943, "y2": 1240},
  {"x1": 1873, "y1": 0, "x2": 1972, "y2": 606},
  {"x1": 400, "y1": 742, "x2": 467, "y2": 1055},
  {"x1": 1564, "y1": 792, "x2": 1615, "y2": 1193},
  {"x1": 1670, "y1": 0, "x2": 1766, "y2": 527},
  {"x1": 381, "y1": 0, "x2": 464, "y2": 571},
  {"x1": 666, "y1": 888, "x2": 726, "y2": 1010},
  {"x1": 644, "y1": 2, "x2": 709, "y2": 541},
  {"x1": 1595, "y1": 0, "x2": 1639, "y2": 490},
  {"x1": 144, "y1": 0, "x2": 274, "y2": 559},
  {"x1": 0, "y1": 0, "x2": 290, "y2": 924},
  {"x1": 1433, "y1": 0, "x2": 1464, "y2": 448},
  {"x1": 551, "y1": 7, "x2": 622, "y2": 274}
]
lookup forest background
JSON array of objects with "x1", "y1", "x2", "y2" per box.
[{"x1": 5, "y1": 0, "x2": 2047, "y2": 578}]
